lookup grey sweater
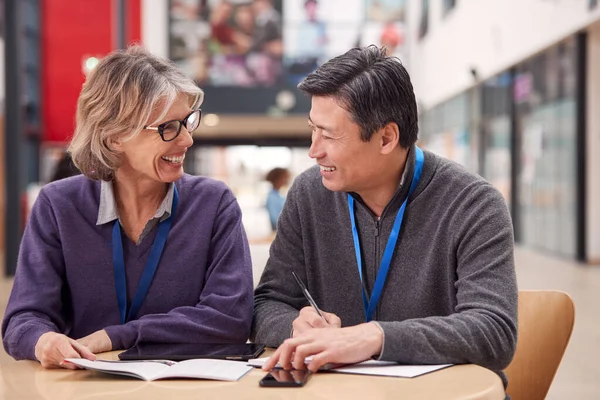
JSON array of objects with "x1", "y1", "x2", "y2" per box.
[{"x1": 252, "y1": 146, "x2": 518, "y2": 385}]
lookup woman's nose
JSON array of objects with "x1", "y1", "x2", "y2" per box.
[{"x1": 177, "y1": 127, "x2": 194, "y2": 148}]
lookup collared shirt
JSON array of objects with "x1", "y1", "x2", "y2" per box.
[
  {"x1": 398, "y1": 156, "x2": 408, "y2": 190},
  {"x1": 96, "y1": 181, "x2": 175, "y2": 245}
]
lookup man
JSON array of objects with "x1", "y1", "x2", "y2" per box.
[{"x1": 252, "y1": 45, "x2": 517, "y2": 387}]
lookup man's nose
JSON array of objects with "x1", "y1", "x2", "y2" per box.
[{"x1": 308, "y1": 133, "x2": 322, "y2": 159}]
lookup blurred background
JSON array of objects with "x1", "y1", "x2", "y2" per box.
[{"x1": 1, "y1": 0, "x2": 599, "y2": 398}]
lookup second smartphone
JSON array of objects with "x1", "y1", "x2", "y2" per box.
[{"x1": 259, "y1": 369, "x2": 312, "y2": 387}]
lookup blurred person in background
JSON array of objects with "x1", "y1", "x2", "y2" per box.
[
  {"x1": 50, "y1": 152, "x2": 81, "y2": 182},
  {"x1": 380, "y1": 22, "x2": 403, "y2": 56},
  {"x1": 253, "y1": 46, "x2": 517, "y2": 390},
  {"x1": 210, "y1": 1, "x2": 254, "y2": 55},
  {"x1": 250, "y1": 0, "x2": 282, "y2": 56},
  {"x1": 210, "y1": 1, "x2": 239, "y2": 52},
  {"x1": 2, "y1": 46, "x2": 253, "y2": 368},
  {"x1": 287, "y1": 0, "x2": 328, "y2": 85},
  {"x1": 265, "y1": 167, "x2": 291, "y2": 231},
  {"x1": 234, "y1": 3, "x2": 256, "y2": 45},
  {"x1": 246, "y1": 0, "x2": 283, "y2": 85},
  {"x1": 21, "y1": 152, "x2": 82, "y2": 231}
]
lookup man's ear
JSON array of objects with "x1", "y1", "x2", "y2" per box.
[{"x1": 380, "y1": 122, "x2": 400, "y2": 155}]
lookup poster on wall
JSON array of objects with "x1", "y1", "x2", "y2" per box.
[
  {"x1": 170, "y1": 0, "x2": 284, "y2": 87},
  {"x1": 283, "y1": 0, "x2": 408, "y2": 85},
  {"x1": 169, "y1": 0, "x2": 409, "y2": 110}
]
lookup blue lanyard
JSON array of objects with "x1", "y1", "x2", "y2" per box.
[
  {"x1": 347, "y1": 147, "x2": 424, "y2": 322},
  {"x1": 112, "y1": 185, "x2": 178, "y2": 324}
]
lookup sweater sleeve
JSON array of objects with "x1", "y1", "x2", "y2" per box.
[
  {"x1": 104, "y1": 192, "x2": 254, "y2": 350},
  {"x1": 1, "y1": 190, "x2": 66, "y2": 360},
  {"x1": 252, "y1": 181, "x2": 307, "y2": 346},
  {"x1": 376, "y1": 184, "x2": 518, "y2": 371}
]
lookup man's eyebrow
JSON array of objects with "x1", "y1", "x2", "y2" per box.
[{"x1": 308, "y1": 116, "x2": 333, "y2": 132}]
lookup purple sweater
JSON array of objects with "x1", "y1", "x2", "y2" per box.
[{"x1": 2, "y1": 174, "x2": 254, "y2": 360}]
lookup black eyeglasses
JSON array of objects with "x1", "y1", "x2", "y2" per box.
[{"x1": 143, "y1": 109, "x2": 202, "y2": 142}]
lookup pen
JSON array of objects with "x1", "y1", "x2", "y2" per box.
[{"x1": 291, "y1": 271, "x2": 329, "y2": 324}]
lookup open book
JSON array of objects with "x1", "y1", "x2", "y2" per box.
[
  {"x1": 65, "y1": 358, "x2": 253, "y2": 381},
  {"x1": 247, "y1": 357, "x2": 452, "y2": 378}
]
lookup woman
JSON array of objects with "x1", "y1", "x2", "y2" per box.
[{"x1": 1, "y1": 46, "x2": 254, "y2": 369}]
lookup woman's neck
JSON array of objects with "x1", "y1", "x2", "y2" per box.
[{"x1": 113, "y1": 171, "x2": 168, "y2": 241}]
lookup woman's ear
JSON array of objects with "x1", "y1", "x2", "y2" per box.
[
  {"x1": 107, "y1": 134, "x2": 124, "y2": 152},
  {"x1": 380, "y1": 122, "x2": 400, "y2": 155}
]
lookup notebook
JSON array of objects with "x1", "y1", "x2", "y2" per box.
[{"x1": 65, "y1": 358, "x2": 253, "y2": 381}]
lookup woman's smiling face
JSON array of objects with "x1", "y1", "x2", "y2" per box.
[{"x1": 115, "y1": 94, "x2": 196, "y2": 184}]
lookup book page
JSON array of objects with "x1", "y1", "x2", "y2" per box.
[
  {"x1": 155, "y1": 359, "x2": 253, "y2": 381},
  {"x1": 65, "y1": 359, "x2": 170, "y2": 381}
]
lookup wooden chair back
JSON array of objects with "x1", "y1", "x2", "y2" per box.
[{"x1": 505, "y1": 290, "x2": 575, "y2": 400}]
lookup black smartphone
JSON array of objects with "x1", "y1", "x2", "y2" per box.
[{"x1": 259, "y1": 369, "x2": 312, "y2": 387}]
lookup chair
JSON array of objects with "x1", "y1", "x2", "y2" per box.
[{"x1": 505, "y1": 290, "x2": 575, "y2": 400}]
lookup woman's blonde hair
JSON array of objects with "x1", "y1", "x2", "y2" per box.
[{"x1": 68, "y1": 45, "x2": 204, "y2": 181}]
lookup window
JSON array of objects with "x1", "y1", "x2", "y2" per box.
[{"x1": 515, "y1": 38, "x2": 578, "y2": 258}]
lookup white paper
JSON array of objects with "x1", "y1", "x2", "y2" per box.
[
  {"x1": 247, "y1": 357, "x2": 452, "y2": 378},
  {"x1": 65, "y1": 358, "x2": 253, "y2": 381},
  {"x1": 248, "y1": 356, "x2": 394, "y2": 369},
  {"x1": 332, "y1": 362, "x2": 452, "y2": 378}
]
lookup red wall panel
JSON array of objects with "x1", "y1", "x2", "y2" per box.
[
  {"x1": 129, "y1": 0, "x2": 142, "y2": 44},
  {"x1": 42, "y1": 0, "x2": 141, "y2": 143}
]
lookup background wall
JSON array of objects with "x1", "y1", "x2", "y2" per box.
[
  {"x1": 41, "y1": 0, "x2": 141, "y2": 143},
  {"x1": 142, "y1": 0, "x2": 168, "y2": 58},
  {"x1": 407, "y1": 0, "x2": 600, "y2": 109}
]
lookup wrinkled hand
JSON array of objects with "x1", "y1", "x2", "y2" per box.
[
  {"x1": 264, "y1": 322, "x2": 383, "y2": 372},
  {"x1": 77, "y1": 330, "x2": 112, "y2": 354},
  {"x1": 34, "y1": 332, "x2": 96, "y2": 369},
  {"x1": 292, "y1": 306, "x2": 342, "y2": 337}
]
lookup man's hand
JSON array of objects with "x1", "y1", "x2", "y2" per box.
[
  {"x1": 264, "y1": 322, "x2": 384, "y2": 372},
  {"x1": 34, "y1": 332, "x2": 96, "y2": 369},
  {"x1": 77, "y1": 330, "x2": 112, "y2": 354},
  {"x1": 292, "y1": 306, "x2": 341, "y2": 337}
]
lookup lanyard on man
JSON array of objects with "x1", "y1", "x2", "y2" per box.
[
  {"x1": 347, "y1": 146, "x2": 424, "y2": 322},
  {"x1": 112, "y1": 185, "x2": 179, "y2": 324}
]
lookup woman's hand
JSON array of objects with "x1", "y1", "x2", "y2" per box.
[
  {"x1": 77, "y1": 330, "x2": 112, "y2": 354},
  {"x1": 34, "y1": 332, "x2": 96, "y2": 369}
]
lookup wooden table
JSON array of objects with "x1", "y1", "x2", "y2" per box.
[{"x1": 0, "y1": 350, "x2": 505, "y2": 400}]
